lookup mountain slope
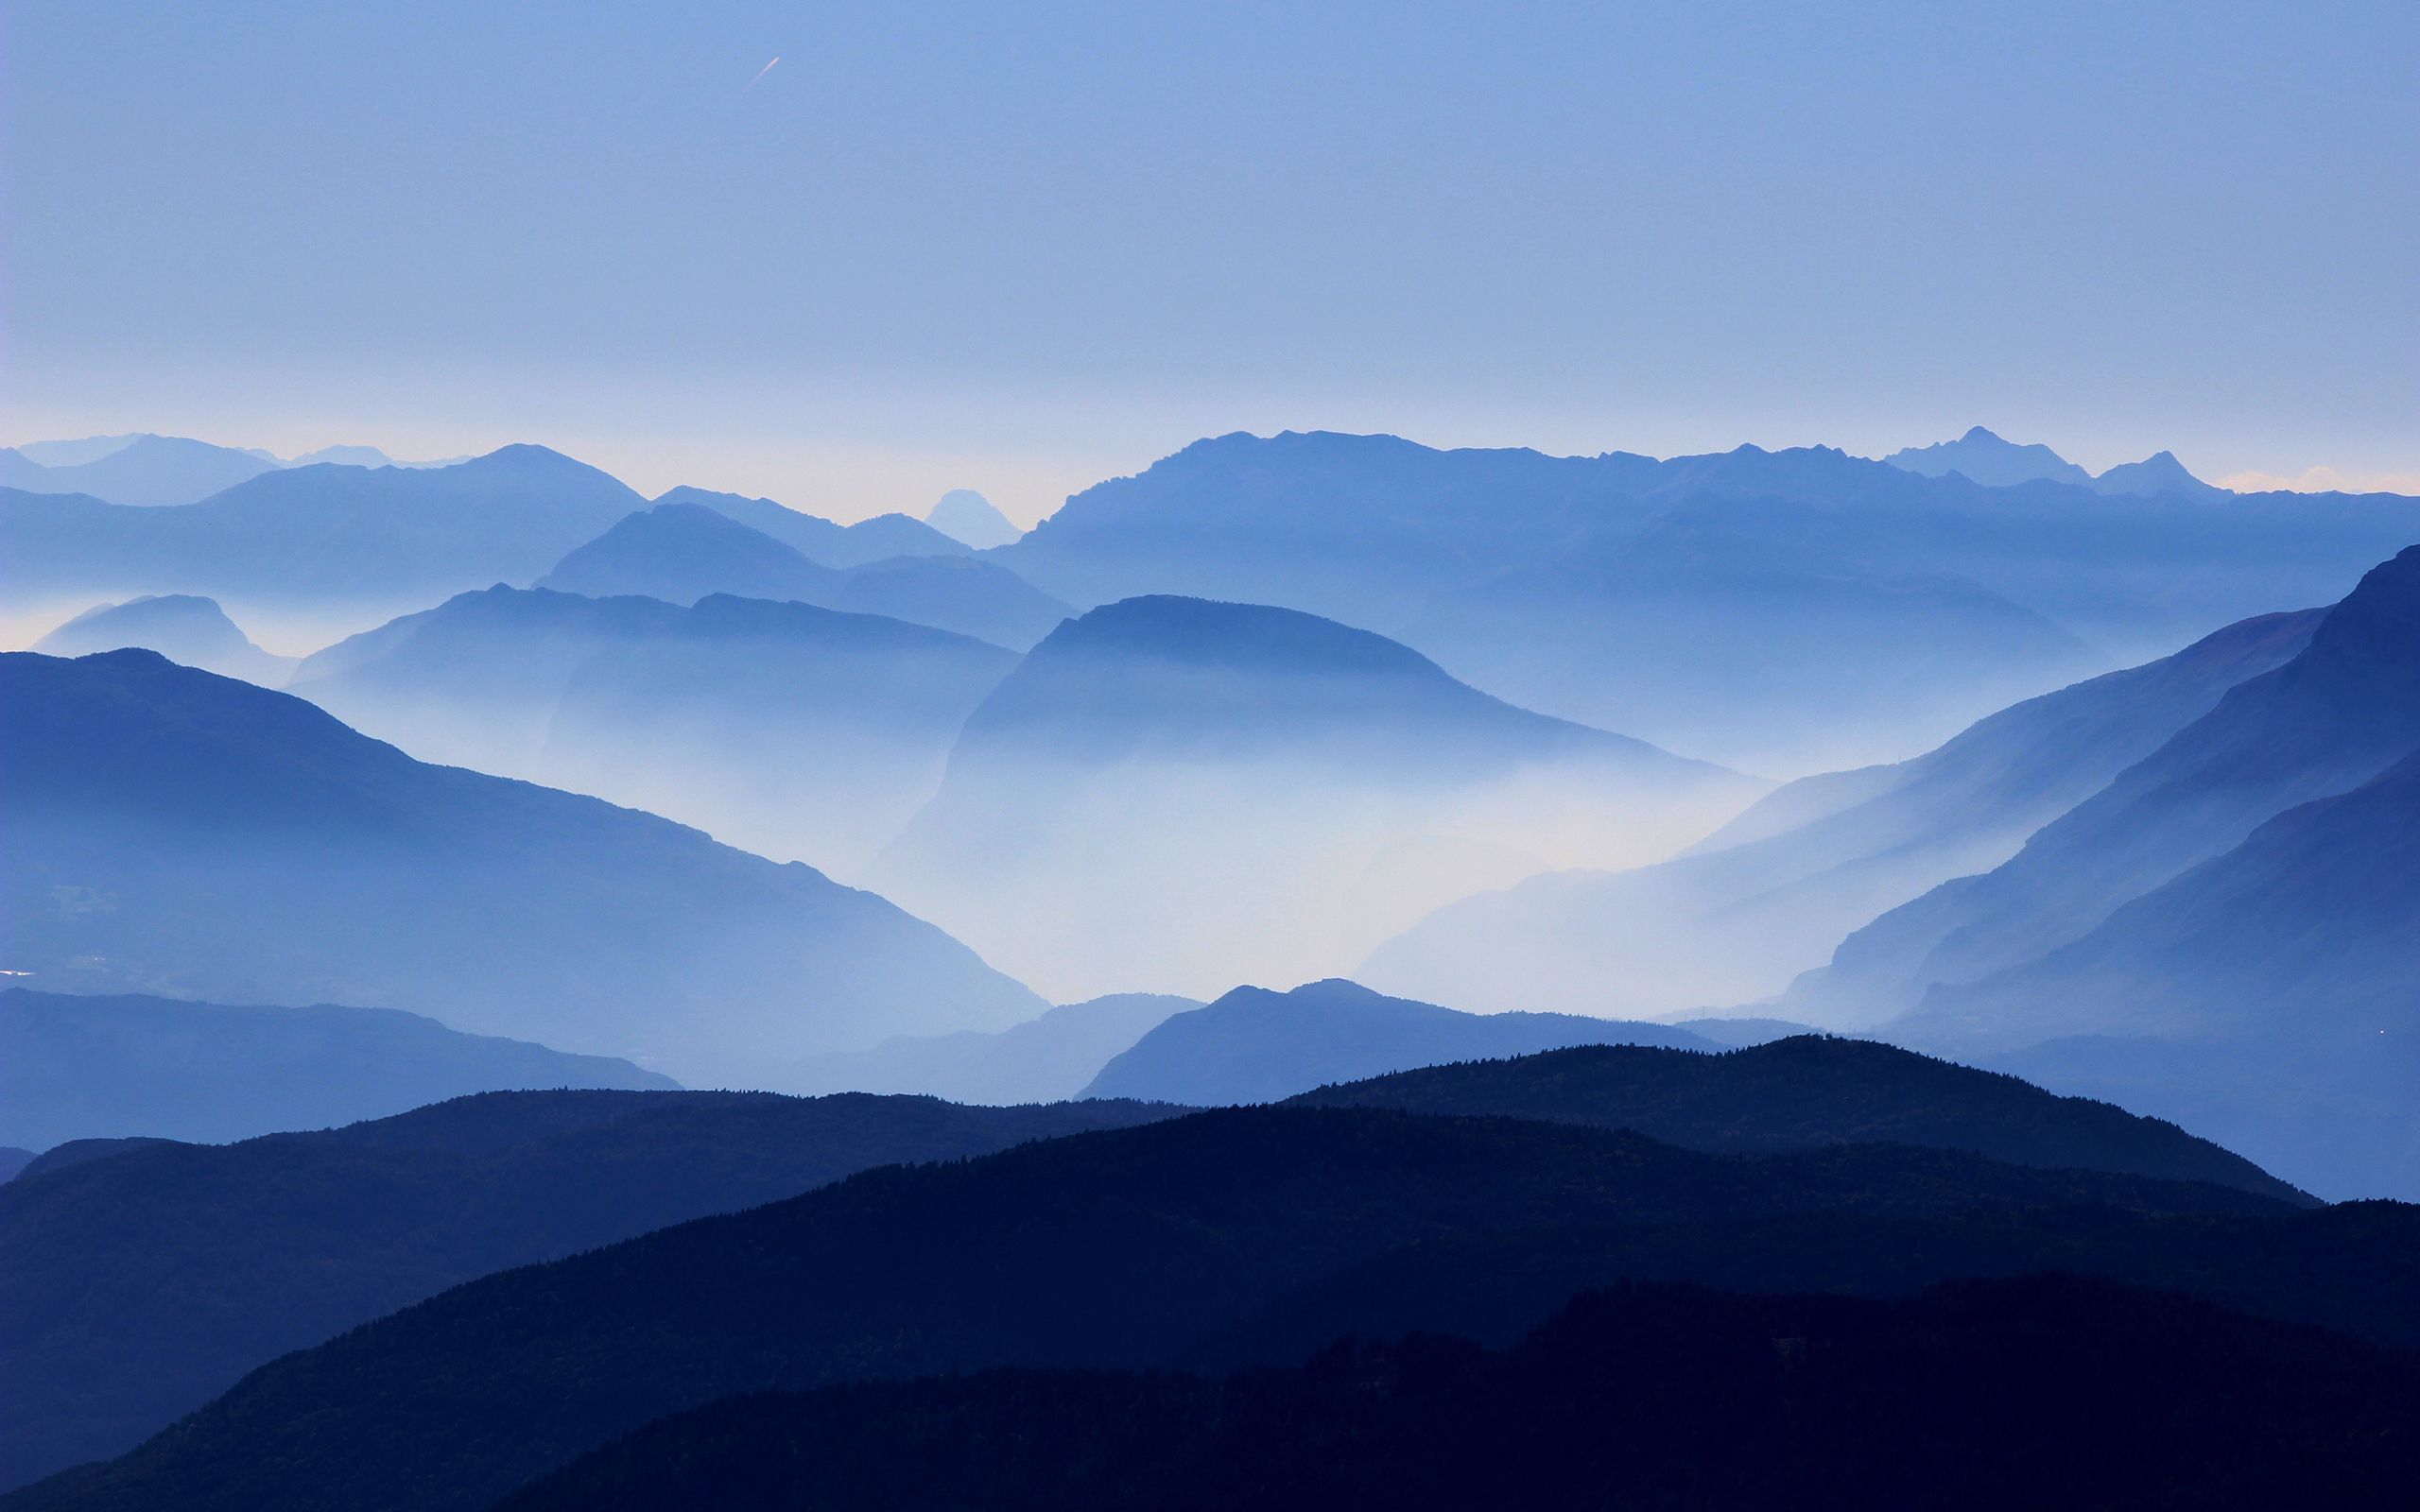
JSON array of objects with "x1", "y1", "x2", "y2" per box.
[
  {"x1": 875, "y1": 595, "x2": 1759, "y2": 999},
  {"x1": 1287, "y1": 1036, "x2": 2304, "y2": 1203},
  {"x1": 826, "y1": 553, "x2": 1071, "y2": 648},
  {"x1": 32, "y1": 595, "x2": 294, "y2": 685},
  {"x1": 1794, "y1": 544, "x2": 2420, "y2": 1022},
  {"x1": 661, "y1": 486, "x2": 971, "y2": 567},
  {"x1": 0, "y1": 1091, "x2": 1174, "y2": 1489},
  {"x1": 0, "y1": 649, "x2": 1045, "y2": 1080},
  {"x1": 1081, "y1": 980, "x2": 1717, "y2": 1105},
  {"x1": 3, "y1": 1107, "x2": 2321, "y2": 1512},
  {"x1": 925, "y1": 488, "x2": 1023, "y2": 548},
  {"x1": 1362, "y1": 608, "x2": 2322, "y2": 1020},
  {"x1": 784, "y1": 993, "x2": 1201, "y2": 1103},
  {"x1": 0, "y1": 988, "x2": 672, "y2": 1151},
  {"x1": 534, "y1": 501, "x2": 842, "y2": 604},
  {"x1": 495, "y1": 1277, "x2": 2420, "y2": 1512}
]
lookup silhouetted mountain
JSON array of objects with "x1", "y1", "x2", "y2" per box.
[
  {"x1": 290, "y1": 586, "x2": 1019, "y2": 868},
  {"x1": 1906, "y1": 747, "x2": 2420, "y2": 1199},
  {"x1": 1883, "y1": 425, "x2": 2094, "y2": 488},
  {"x1": 0, "y1": 446, "x2": 645, "y2": 627},
  {"x1": 10, "y1": 1103, "x2": 2339, "y2": 1512},
  {"x1": 2093, "y1": 449, "x2": 2229, "y2": 501},
  {"x1": 925, "y1": 487, "x2": 1023, "y2": 548},
  {"x1": 0, "y1": 1151, "x2": 28, "y2": 1185},
  {"x1": 875, "y1": 595, "x2": 1758, "y2": 999},
  {"x1": 495, "y1": 1277, "x2": 2420, "y2": 1512},
  {"x1": 30, "y1": 594, "x2": 294, "y2": 684},
  {"x1": 8, "y1": 437, "x2": 147, "y2": 470},
  {"x1": 535, "y1": 501, "x2": 843, "y2": 603},
  {"x1": 9, "y1": 1141, "x2": 177, "y2": 1183},
  {"x1": 1082, "y1": 981, "x2": 1718, "y2": 1105},
  {"x1": 660, "y1": 486, "x2": 971, "y2": 568},
  {"x1": 994, "y1": 432, "x2": 2416, "y2": 769},
  {"x1": 0, "y1": 436, "x2": 277, "y2": 507},
  {"x1": 0, "y1": 988, "x2": 674, "y2": 1151},
  {"x1": 785, "y1": 993, "x2": 1201, "y2": 1102},
  {"x1": 0, "y1": 649, "x2": 1044, "y2": 1082},
  {"x1": 1363, "y1": 608, "x2": 2321, "y2": 1019},
  {"x1": 1794, "y1": 545, "x2": 2420, "y2": 1025},
  {"x1": 1287, "y1": 1037, "x2": 2303, "y2": 1203},
  {"x1": 0, "y1": 1091, "x2": 1175, "y2": 1490}
]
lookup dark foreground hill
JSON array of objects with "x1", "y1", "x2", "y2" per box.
[
  {"x1": 0, "y1": 988, "x2": 673, "y2": 1150},
  {"x1": 1080, "y1": 980, "x2": 1718, "y2": 1104},
  {"x1": 16, "y1": 1102, "x2": 2396, "y2": 1512},
  {"x1": 0, "y1": 1091, "x2": 1174, "y2": 1490},
  {"x1": 1287, "y1": 1036, "x2": 2306, "y2": 1204},
  {"x1": 0, "y1": 649, "x2": 1044, "y2": 1082},
  {"x1": 497, "y1": 1276, "x2": 2420, "y2": 1512}
]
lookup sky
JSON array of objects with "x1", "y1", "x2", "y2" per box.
[{"x1": 5, "y1": 0, "x2": 2415, "y2": 523}]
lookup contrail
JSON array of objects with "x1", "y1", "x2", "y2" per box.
[{"x1": 742, "y1": 57, "x2": 780, "y2": 94}]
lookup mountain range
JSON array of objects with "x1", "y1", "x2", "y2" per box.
[
  {"x1": 0, "y1": 988, "x2": 671, "y2": 1151},
  {"x1": 783, "y1": 992, "x2": 1201, "y2": 1103},
  {"x1": 1361, "y1": 606, "x2": 2322, "y2": 1019},
  {"x1": 0, "y1": 1091, "x2": 1175, "y2": 1489},
  {"x1": 1883, "y1": 425, "x2": 2229, "y2": 501},
  {"x1": 1, "y1": 648, "x2": 1044, "y2": 1082},
  {"x1": 873, "y1": 594, "x2": 1760, "y2": 999}
]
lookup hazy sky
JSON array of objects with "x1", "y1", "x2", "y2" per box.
[{"x1": 7, "y1": 1, "x2": 2414, "y2": 522}]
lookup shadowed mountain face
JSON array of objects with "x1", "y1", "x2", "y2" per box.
[
  {"x1": 993, "y1": 432, "x2": 2418, "y2": 771},
  {"x1": 292, "y1": 586, "x2": 1021, "y2": 871},
  {"x1": 1794, "y1": 545, "x2": 2420, "y2": 1027},
  {"x1": 0, "y1": 1091, "x2": 1177, "y2": 1491},
  {"x1": 1081, "y1": 981, "x2": 1720, "y2": 1106},
  {"x1": 0, "y1": 437, "x2": 278, "y2": 507},
  {"x1": 8, "y1": 1098, "x2": 2344, "y2": 1512},
  {"x1": 0, "y1": 988, "x2": 673, "y2": 1151},
  {"x1": 497, "y1": 1277, "x2": 2420, "y2": 1512},
  {"x1": 1361, "y1": 608, "x2": 2322, "y2": 1021},
  {"x1": 0, "y1": 649, "x2": 1044, "y2": 1081},
  {"x1": 925, "y1": 488, "x2": 1023, "y2": 548},
  {"x1": 31, "y1": 594, "x2": 294, "y2": 685},
  {"x1": 0, "y1": 446, "x2": 645, "y2": 640},
  {"x1": 659, "y1": 486, "x2": 972, "y2": 568},
  {"x1": 1907, "y1": 748, "x2": 2420, "y2": 1199},
  {"x1": 875, "y1": 595, "x2": 1762, "y2": 1000},
  {"x1": 784, "y1": 993, "x2": 1201, "y2": 1103}
]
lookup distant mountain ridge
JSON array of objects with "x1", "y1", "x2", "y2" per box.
[
  {"x1": 2, "y1": 648, "x2": 1045, "y2": 1083},
  {"x1": 1882, "y1": 426, "x2": 2229, "y2": 500},
  {"x1": 32, "y1": 595, "x2": 293, "y2": 685},
  {"x1": 924, "y1": 488, "x2": 1023, "y2": 548}
]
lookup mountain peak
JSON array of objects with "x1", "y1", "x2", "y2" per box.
[
  {"x1": 925, "y1": 489, "x2": 1021, "y2": 549},
  {"x1": 1882, "y1": 429, "x2": 2092, "y2": 489}
]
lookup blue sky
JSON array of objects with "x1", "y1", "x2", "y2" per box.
[{"x1": 6, "y1": 1, "x2": 2413, "y2": 520}]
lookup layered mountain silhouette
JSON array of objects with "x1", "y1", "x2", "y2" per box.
[
  {"x1": 1362, "y1": 608, "x2": 2322, "y2": 1018},
  {"x1": 0, "y1": 446, "x2": 644, "y2": 631},
  {"x1": 925, "y1": 487, "x2": 1023, "y2": 548},
  {"x1": 535, "y1": 499, "x2": 1070, "y2": 646},
  {"x1": 19, "y1": 1095, "x2": 2393, "y2": 1512},
  {"x1": 874, "y1": 595, "x2": 1760, "y2": 999},
  {"x1": 1081, "y1": 981, "x2": 1718, "y2": 1105},
  {"x1": 293, "y1": 585, "x2": 1021, "y2": 869},
  {"x1": 1, "y1": 649, "x2": 1044, "y2": 1081},
  {"x1": 1883, "y1": 426, "x2": 2095, "y2": 488},
  {"x1": 494, "y1": 1277, "x2": 2420, "y2": 1512},
  {"x1": 0, "y1": 1091, "x2": 1174, "y2": 1489},
  {"x1": 31, "y1": 594, "x2": 294, "y2": 685},
  {"x1": 0, "y1": 988, "x2": 672, "y2": 1151},
  {"x1": 1794, "y1": 545, "x2": 2420, "y2": 1027},
  {"x1": 0, "y1": 436, "x2": 279, "y2": 507},
  {"x1": 658, "y1": 485, "x2": 970, "y2": 567},
  {"x1": 785, "y1": 992, "x2": 1201, "y2": 1102},
  {"x1": 994, "y1": 431, "x2": 2416, "y2": 768}
]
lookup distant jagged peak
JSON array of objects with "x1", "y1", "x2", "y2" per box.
[
  {"x1": 2090, "y1": 449, "x2": 2229, "y2": 500},
  {"x1": 925, "y1": 489, "x2": 1022, "y2": 548},
  {"x1": 1883, "y1": 427, "x2": 2094, "y2": 488}
]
